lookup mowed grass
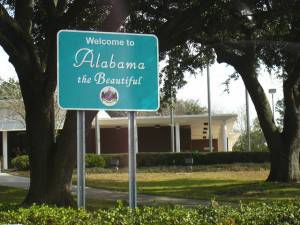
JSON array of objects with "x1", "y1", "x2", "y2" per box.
[
  {"x1": 0, "y1": 186, "x2": 26, "y2": 207},
  {"x1": 9, "y1": 164, "x2": 300, "y2": 203},
  {"x1": 84, "y1": 169, "x2": 300, "y2": 203},
  {"x1": 0, "y1": 186, "x2": 119, "y2": 210}
]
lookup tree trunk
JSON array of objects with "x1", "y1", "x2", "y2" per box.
[
  {"x1": 20, "y1": 78, "x2": 57, "y2": 204},
  {"x1": 22, "y1": 94, "x2": 98, "y2": 206},
  {"x1": 241, "y1": 65, "x2": 300, "y2": 182},
  {"x1": 215, "y1": 45, "x2": 300, "y2": 182},
  {"x1": 280, "y1": 77, "x2": 300, "y2": 182}
]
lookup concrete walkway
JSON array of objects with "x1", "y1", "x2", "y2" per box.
[{"x1": 0, "y1": 173, "x2": 204, "y2": 206}]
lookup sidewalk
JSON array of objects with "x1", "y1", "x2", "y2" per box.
[{"x1": 0, "y1": 173, "x2": 204, "y2": 206}]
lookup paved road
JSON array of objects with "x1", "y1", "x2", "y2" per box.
[{"x1": 0, "y1": 173, "x2": 204, "y2": 206}]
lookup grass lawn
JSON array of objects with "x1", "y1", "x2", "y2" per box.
[
  {"x1": 0, "y1": 186, "x2": 26, "y2": 207},
  {"x1": 83, "y1": 169, "x2": 300, "y2": 203},
  {"x1": 0, "y1": 186, "x2": 119, "y2": 211},
  {"x1": 9, "y1": 164, "x2": 300, "y2": 204}
]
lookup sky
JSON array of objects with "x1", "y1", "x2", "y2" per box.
[
  {"x1": 176, "y1": 63, "x2": 283, "y2": 123},
  {"x1": 0, "y1": 46, "x2": 283, "y2": 125}
]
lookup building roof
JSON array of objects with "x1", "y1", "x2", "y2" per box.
[
  {"x1": 0, "y1": 101, "x2": 26, "y2": 131},
  {"x1": 97, "y1": 113, "x2": 237, "y2": 127},
  {"x1": 0, "y1": 119, "x2": 25, "y2": 131}
]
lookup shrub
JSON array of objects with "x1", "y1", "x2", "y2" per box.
[
  {"x1": 0, "y1": 201, "x2": 299, "y2": 225},
  {"x1": 11, "y1": 154, "x2": 106, "y2": 170},
  {"x1": 85, "y1": 153, "x2": 105, "y2": 168},
  {"x1": 102, "y1": 151, "x2": 270, "y2": 168},
  {"x1": 10, "y1": 152, "x2": 270, "y2": 170},
  {"x1": 11, "y1": 155, "x2": 30, "y2": 171}
]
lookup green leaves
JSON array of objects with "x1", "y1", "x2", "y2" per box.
[
  {"x1": 11, "y1": 155, "x2": 30, "y2": 171},
  {"x1": 85, "y1": 154, "x2": 106, "y2": 168},
  {"x1": 0, "y1": 202, "x2": 300, "y2": 225}
]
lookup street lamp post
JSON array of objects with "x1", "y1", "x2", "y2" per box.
[
  {"x1": 245, "y1": 88, "x2": 251, "y2": 152},
  {"x1": 269, "y1": 88, "x2": 276, "y2": 118}
]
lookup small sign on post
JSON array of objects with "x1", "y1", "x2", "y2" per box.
[{"x1": 57, "y1": 30, "x2": 159, "y2": 209}]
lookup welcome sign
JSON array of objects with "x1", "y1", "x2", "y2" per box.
[{"x1": 57, "y1": 30, "x2": 159, "y2": 111}]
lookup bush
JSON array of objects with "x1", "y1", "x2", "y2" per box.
[
  {"x1": 11, "y1": 155, "x2": 30, "y2": 171},
  {"x1": 11, "y1": 154, "x2": 106, "y2": 170},
  {"x1": 85, "y1": 153, "x2": 105, "y2": 168},
  {"x1": 0, "y1": 201, "x2": 299, "y2": 225},
  {"x1": 101, "y1": 151, "x2": 270, "y2": 168}
]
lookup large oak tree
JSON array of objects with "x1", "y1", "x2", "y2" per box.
[
  {"x1": 126, "y1": 0, "x2": 300, "y2": 182},
  {"x1": 0, "y1": 0, "x2": 129, "y2": 206}
]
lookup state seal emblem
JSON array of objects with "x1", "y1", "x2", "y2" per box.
[{"x1": 99, "y1": 86, "x2": 119, "y2": 106}]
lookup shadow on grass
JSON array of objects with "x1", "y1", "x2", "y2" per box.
[
  {"x1": 86, "y1": 178, "x2": 300, "y2": 202},
  {"x1": 0, "y1": 186, "x2": 26, "y2": 211},
  {"x1": 0, "y1": 185, "x2": 124, "y2": 211}
]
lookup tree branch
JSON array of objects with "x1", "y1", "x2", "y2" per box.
[
  {"x1": 100, "y1": 0, "x2": 129, "y2": 32},
  {"x1": 56, "y1": 0, "x2": 67, "y2": 16},
  {"x1": 214, "y1": 43, "x2": 243, "y2": 66},
  {"x1": 214, "y1": 42, "x2": 281, "y2": 149},
  {"x1": 0, "y1": 4, "x2": 29, "y2": 58},
  {"x1": 155, "y1": 4, "x2": 208, "y2": 52},
  {"x1": 15, "y1": 0, "x2": 33, "y2": 33},
  {"x1": 0, "y1": 3, "x2": 42, "y2": 81},
  {"x1": 264, "y1": 0, "x2": 272, "y2": 11},
  {"x1": 43, "y1": 35, "x2": 57, "y2": 97},
  {"x1": 0, "y1": 33, "x2": 18, "y2": 59},
  {"x1": 285, "y1": 55, "x2": 300, "y2": 89},
  {"x1": 41, "y1": 0, "x2": 56, "y2": 17},
  {"x1": 60, "y1": 0, "x2": 91, "y2": 27}
]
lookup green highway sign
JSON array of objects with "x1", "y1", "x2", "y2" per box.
[{"x1": 57, "y1": 30, "x2": 159, "y2": 111}]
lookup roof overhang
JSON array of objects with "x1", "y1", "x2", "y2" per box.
[{"x1": 97, "y1": 113, "x2": 237, "y2": 127}]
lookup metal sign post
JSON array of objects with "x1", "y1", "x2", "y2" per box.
[
  {"x1": 77, "y1": 110, "x2": 86, "y2": 208},
  {"x1": 58, "y1": 30, "x2": 158, "y2": 210},
  {"x1": 128, "y1": 111, "x2": 137, "y2": 208}
]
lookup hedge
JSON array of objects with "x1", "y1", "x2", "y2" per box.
[
  {"x1": 11, "y1": 152, "x2": 270, "y2": 170},
  {"x1": 102, "y1": 151, "x2": 270, "y2": 168},
  {"x1": 0, "y1": 201, "x2": 299, "y2": 225}
]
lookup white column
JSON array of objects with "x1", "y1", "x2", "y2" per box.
[
  {"x1": 170, "y1": 107, "x2": 175, "y2": 153},
  {"x1": 2, "y1": 131, "x2": 8, "y2": 170},
  {"x1": 207, "y1": 64, "x2": 213, "y2": 152},
  {"x1": 175, "y1": 123, "x2": 180, "y2": 153},
  {"x1": 220, "y1": 121, "x2": 228, "y2": 152},
  {"x1": 95, "y1": 116, "x2": 101, "y2": 155}
]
